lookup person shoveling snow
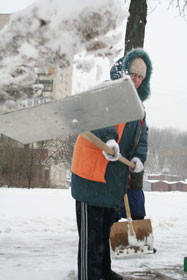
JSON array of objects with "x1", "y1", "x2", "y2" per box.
[{"x1": 71, "y1": 48, "x2": 153, "y2": 280}]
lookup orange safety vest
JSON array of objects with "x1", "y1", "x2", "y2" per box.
[
  {"x1": 72, "y1": 123, "x2": 126, "y2": 183},
  {"x1": 72, "y1": 120, "x2": 144, "y2": 183}
]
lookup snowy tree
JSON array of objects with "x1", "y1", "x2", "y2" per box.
[{"x1": 145, "y1": 127, "x2": 187, "y2": 179}]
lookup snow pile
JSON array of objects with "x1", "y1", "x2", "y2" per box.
[{"x1": 0, "y1": 0, "x2": 128, "y2": 110}]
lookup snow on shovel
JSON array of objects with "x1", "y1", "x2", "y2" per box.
[
  {"x1": 80, "y1": 131, "x2": 154, "y2": 256},
  {"x1": 110, "y1": 194, "x2": 154, "y2": 257}
]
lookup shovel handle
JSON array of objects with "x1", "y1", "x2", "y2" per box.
[
  {"x1": 124, "y1": 194, "x2": 132, "y2": 220},
  {"x1": 124, "y1": 194, "x2": 135, "y2": 236},
  {"x1": 80, "y1": 131, "x2": 135, "y2": 169},
  {"x1": 80, "y1": 131, "x2": 136, "y2": 236}
]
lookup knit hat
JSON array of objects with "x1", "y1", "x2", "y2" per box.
[{"x1": 130, "y1": 57, "x2": 147, "y2": 78}]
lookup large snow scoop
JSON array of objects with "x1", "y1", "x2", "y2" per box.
[
  {"x1": 0, "y1": 77, "x2": 144, "y2": 144},
  {"x1": 110, "y1": 194, "x2": 153, "y2": 257},
  {"x1": 80, "y1": 132, "x2": 154, "y2": 256}
]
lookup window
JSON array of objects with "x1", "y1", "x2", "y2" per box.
[{"x1": 36, "y1": 79, "x2": 53, "y2": 92}]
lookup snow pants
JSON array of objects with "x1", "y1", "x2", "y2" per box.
[{"x1": 76, "y1": 200, "x2": 116, "y2": 280}]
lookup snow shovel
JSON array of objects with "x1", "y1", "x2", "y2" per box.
[
  {"x1": 110, "y1": 194, "x2": 154, "y2": 256},
  {"x1": 80, "y1": 132, "x2": 154, "y2": 256},
  {"x1": 0, "y1": 77, "x2": 144, "y2": 144}
]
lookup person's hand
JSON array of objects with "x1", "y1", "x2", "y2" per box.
[
  {"x1": 102, "y1": 139, "x2": 121, "y2": 161},
  {"x1": 130, "y1": 157, "x2": 144, "y2": 173}
]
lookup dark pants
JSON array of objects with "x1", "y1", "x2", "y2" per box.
[
  {"x1": 76, "y1": 200, "x2": 116, "y2": 280},
  {"x1": 131, "y1": 216, "x2": 144, "y2": 220}
]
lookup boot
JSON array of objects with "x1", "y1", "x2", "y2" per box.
[{"x1": 101, "y1": 270, "x2": 123, "y2": 280}]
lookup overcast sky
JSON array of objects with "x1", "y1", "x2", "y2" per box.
[
  {"x1": 144, "y1": 1, "x2": 187, "y2": 132},
  {"x1": 1, "y1": 0, "x2": 187, "y2": 132}
]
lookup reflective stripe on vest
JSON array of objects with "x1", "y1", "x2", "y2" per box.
[{"x1": 135, "y1": 119, "x2": 144, "y2": 149}]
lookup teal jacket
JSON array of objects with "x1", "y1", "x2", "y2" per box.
[{"x1": 71, "y1": 117, "x2": 148, "y2": 208}]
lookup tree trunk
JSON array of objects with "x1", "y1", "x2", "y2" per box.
[
  {"x1": 124, "y1": 0, "x2": 147, "y2": 55},
  {"x1": 27, "y1": 144, "x2": 34, "y2": 188}
]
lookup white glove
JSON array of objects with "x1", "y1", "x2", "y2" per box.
[
  {"x1": 102, "y1": 139, "x2": 121, "y2": 161},
  {"x1": 130, "y1": 157, "x2": 144, "y2": 173}
]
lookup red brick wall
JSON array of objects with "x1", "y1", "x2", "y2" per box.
[
  {"x1": 152, "y1": 181, "x2": 169, "y2": 191},
  {"x1": 151, "y1": 181, "x2": 187, "y2": 192}
]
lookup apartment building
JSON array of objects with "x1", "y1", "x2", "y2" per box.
[{"x1": 0, "y1": 14, "x2": 73, "y2": 188}]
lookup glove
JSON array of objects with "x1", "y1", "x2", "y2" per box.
[
  {"x1": 102, "y1": 139, "x2": 121, "y2": 161},
  {"x1": 130, "y1": 157, "x2": 144, "y2": 173}
]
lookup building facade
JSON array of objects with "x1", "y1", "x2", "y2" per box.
[
  {"x1": 143, "y1": 177, "x2": 187, "y2": 192},
  {"x1": 0, "y1": 14, "x2": 73, "y2": 188}
]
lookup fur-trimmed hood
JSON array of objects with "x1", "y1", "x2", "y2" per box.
[{"x1": 110, "y1": 48, "x2": 153, "y2": 101}]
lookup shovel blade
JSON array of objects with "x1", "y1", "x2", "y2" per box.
[
  {"x1": 110, "y1": 219, "x2": 153, "y2": 253},
  {"x1": 0, "y1": 77, "x2": 144, "y2": 144}
]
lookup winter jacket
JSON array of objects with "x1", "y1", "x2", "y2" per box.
[
  {"x1": 71, "y1": 48, "x2": 152, "y2": 208},
  {"x1": 71, "y1": 117, "x2": 148, "y2": 208}
]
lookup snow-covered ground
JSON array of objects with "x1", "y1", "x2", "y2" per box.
[{"x1": 0, "y1": 187, "x2": 187, "y2": 280}]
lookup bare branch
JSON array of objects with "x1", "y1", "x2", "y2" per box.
[{"x1": 168, "y1": 0, "x2": 187, "y2": 18}]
